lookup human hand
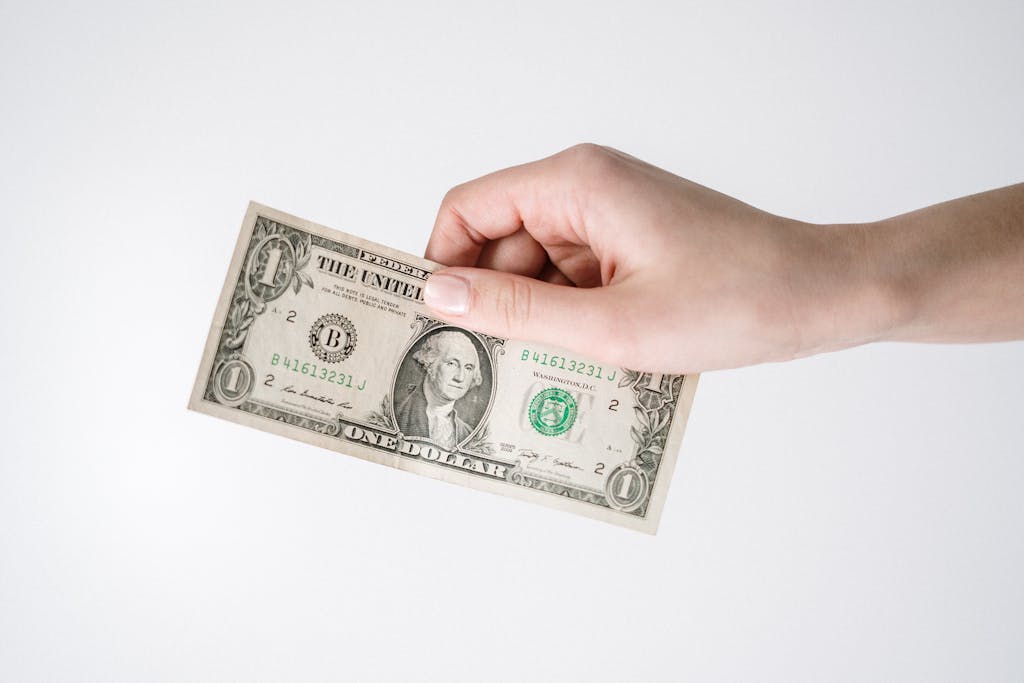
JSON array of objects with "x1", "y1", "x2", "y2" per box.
[{"x1": 423, "y1": 144, "x2": 896, "y2": 373}]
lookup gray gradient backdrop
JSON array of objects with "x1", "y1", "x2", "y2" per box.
[{"x1": 2, "y1": 1, "x2": 1022, "y2": 681}]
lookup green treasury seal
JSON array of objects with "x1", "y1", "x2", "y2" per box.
[{"x1": 528, "y1": 387, "x2": 578, "y2": 436}]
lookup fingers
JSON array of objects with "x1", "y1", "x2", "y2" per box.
[
  {"x1": 538, "y1": 261, "x2": 573, "y2": 286},
  {"x1": 423, "y1": 266, "x2": 625, "y2": 359},
  {"x1": 425, "y1": 162, "x2": 536, "y2": 267},
  {"x1": 475, "y1": 228, "x2": 549, "y2": 276},
  {"x1": 422, "y1": 145, "x2": 632, "y2": 360},
  {"x1": 425, "y1": 146, "x2": 595, "y2": 267},
  {"x1": 472, "y1": 230, "x2": 580, "y2": 285}
]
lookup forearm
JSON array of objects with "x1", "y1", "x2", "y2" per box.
[{"x1": 859, "y1": 183, "x2": 1024, "y2": 344}]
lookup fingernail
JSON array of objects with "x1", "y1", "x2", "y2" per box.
[{"x1": 424, "y1": 273, "x2": 470, "y2": 315}]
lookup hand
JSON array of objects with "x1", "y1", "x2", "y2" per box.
[{"x1": 422, "y1": 144, "x2": 896, "y2": 373}]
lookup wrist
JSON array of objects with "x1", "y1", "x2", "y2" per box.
[{"x1": 797, "y1": 220, "x2": 912, "y2": 356}]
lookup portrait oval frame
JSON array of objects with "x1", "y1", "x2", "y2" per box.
[{"x1": 390, "y1": 324, "x2": 497, "y2": 449}]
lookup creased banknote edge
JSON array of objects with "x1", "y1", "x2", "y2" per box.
[
  {"x1": 188, "y1": 202, "x2": 266, "y2": 413},
  {"x1": 188, "y1": 395, "x2": 667, "y2": 533},
  {"x1": 640, "y1": 373, "x2": 701, "y2": 534}
]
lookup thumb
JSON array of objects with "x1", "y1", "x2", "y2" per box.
[{"x1": 423, "y1": 267, "x2": 621, "y2": 353}]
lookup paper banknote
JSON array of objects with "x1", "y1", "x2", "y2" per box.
[{"x1": 189, "y1": 203, "x2": 698, "y2": 532}]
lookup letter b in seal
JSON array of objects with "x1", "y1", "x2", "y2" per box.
[{"x1": 309, "y1": 313, "x2": 358, "y2": 363}]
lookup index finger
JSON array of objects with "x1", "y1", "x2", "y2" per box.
[{"x1": 424, "y1": 147, "x2": 589, "y2": 267}]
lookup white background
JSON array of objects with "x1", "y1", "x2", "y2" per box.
[{"x1": 2, "y1": 1, "x2": 1023, "y2": 681}]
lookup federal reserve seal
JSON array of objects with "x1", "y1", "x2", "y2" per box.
[
  {"x1": 309, "y1": 313, "x2": 357, "y2": 363},
  {"x1": 528, "y1": 387, "x2": 578, "y2": 436}
]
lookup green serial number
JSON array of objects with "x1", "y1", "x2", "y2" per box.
[
  {"x1": 270, "y1": 353, "x2": 366, "y2": 390},
  {"x1": 519, "y1": 349, "x2": 617, "y2": 381}
]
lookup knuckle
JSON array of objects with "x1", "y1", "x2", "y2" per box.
[
  {"x1": 437, "y1": 184, "x2": 485, "y2": 247},
  {"x1": 566, "y1": 142, "x2": 604, "y2": 157},
  {"x1": 440, "y1": 183, "x2": 465, "y2": 210},
  {"x1": 491, "y1": 278, "x2": 534, "y2": 331},
  {"x1": 561, "y1": 142, "x2": 620, "y2": 183},
  {"x1": 562, "y1": 142, "x2": 608, "y2": 168}
]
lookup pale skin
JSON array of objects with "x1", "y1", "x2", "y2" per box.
[{"x1": 422, "y1": 144, "x2": 1024, "y2": 374}]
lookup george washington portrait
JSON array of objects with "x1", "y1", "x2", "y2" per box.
[{"x1": 393, "y1": 328, "x2": 492, "y2": 450}]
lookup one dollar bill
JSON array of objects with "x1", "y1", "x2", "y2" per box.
[{"x1": 189, "y1": 203, "x2": 698, "y2": 533}]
